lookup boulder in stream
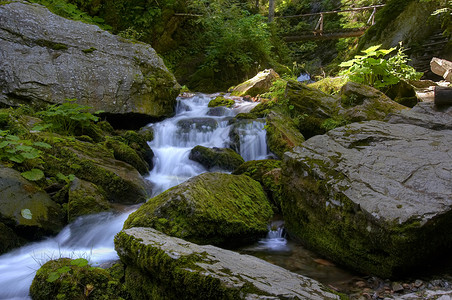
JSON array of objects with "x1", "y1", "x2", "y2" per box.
[
  {"x1": 0, "y1": 1, "x2": 180, "y2": 129},
  {"x1": 282, "y1": 120, "x2": 452, "y2": 278},
  {"x1": 114, "y1": 227, "x2": 340, "y2": 300},
  {"x1": 123, "y1": 172, "x2": 273, "y2": 246},
  {"x1": 231, "y1": 69, "x2": 279, "y2": 97},
  {"x1": 189, "y1": 145, "x2": 244, "y2": 171}
]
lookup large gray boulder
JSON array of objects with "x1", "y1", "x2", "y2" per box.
[
  {"x1": 0, "y1": 166, "x2": 64, "y2": 240},
  {"x1": 115, "y1": 227, "x2": 339, "y2": 300},
  {"x1": 0, "y1": 1, "x2": 180, "y2": 128},
  {"x1": 282, "y1": 120, "x2": 452, "y2": 278}
]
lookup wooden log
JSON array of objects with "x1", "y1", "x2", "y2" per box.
[{"x1": 434, "y1": 86, "x2": 452, "y2": 106}]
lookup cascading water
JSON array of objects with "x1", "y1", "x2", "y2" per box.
[{"x1": 0, "y1": 93, "x2": 269, "y2": 299}]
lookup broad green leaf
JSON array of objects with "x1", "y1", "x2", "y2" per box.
[
  {"x1": 0, "y1": 141, "x2": 9, "y2": 148},
  {"x1": 21, "y1": 208, "x2": 33, "y2": 220},
  {"x1": 71, "y1": 258, "x2": 89, "y2": 267},
  {"x1": 21, "y1": 169, "x2": 44, "y2": 181},
  {"x1": 6, "y1": 135, "x2": 20, "y2": 141},
  {"x1": 57, "y1": 266, "x2": 71, "y2": 274},
  {"x1": 9, "y1": 154, "x2": 25, "y2": 163},
  {"x1": 16, "y1": 145, "x2": 34, "y2": 152},
  {"x1": 47, "y1": 272, "x2": 60, "y2": 283},
  {"x1": 21, "y1": 150, "x2": 40, "y2": 160},
  {"x1": 339, "y1": 60, "x2": 355, "y2": 67},
  {"x1": 362, "y1": 45, "x2": 381, "y2": 54}
]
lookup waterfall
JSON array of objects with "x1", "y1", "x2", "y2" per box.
[{"x1": 0, "y1": 93, "x2": 270, "y2": 299}]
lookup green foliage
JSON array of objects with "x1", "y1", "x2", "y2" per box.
[
  {"x1": 0, "y1": 130, "x2": 51, "y2": 180},
  {"x1": 339, "y1": 44, "x2": 422, "y2": 89},
  {"x1": 37, "y1": 99, "x2": 100, "y2": 135},
  {"x1": 321, "y1": 117, "x2": 348, "y2": 131}
]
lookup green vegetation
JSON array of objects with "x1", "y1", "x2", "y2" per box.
[
  {"x1": 207, "y1": 96, "x2": 235, "y2": 108},
  {"x1": 30, "y1": 258, "x2": 128, "y2": 300},
  {"x1": 339, "y1": 44, "x2": 422, "y2": 89}
]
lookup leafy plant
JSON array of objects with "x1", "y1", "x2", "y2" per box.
[
  {"x1": 37, "y1": 99, "x2": 101, "y2": 135},
  {"x1": 339, "y1": 44, "x2": 422, "y2": 89},
  {"x1": 0, "y1": 130, "x2": 51, "y2": 181},
  {"x1": 47, "y1": 258, "x2": 95, "y2": 283}
]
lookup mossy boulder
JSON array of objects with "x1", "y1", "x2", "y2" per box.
[
  {"x1": 30, "y1": 258, "x2": 127, "y2": 300},
  {"x1": 67, "y1": 178, "x2": 112, "y2": 222},
  {"x1": 308, "y1": 76, "x2": 347, "y2": 95},
  {"x1": 115, "y1": 227, "x2": 340, "y2": 300},
  {"x1": 123, "y1": 172, "x2": 273, "y2": 246},
  {"x1": 231, "y1": 69, "x2": 279, "y2": 97},
  {"x1": 339, "y1": 81, "x2": 408, "y2": 121},
  {"x1": 282, "y1": 120, "x2": 452, "y2": 278},
  {"x1": 35, "y1": 132, "x2": 149, "y2": 204},
  {"x1": 105, "y1": 137, "x2": 149, "y2": 175},
  {"x1": 265, "y1": 110, "x2": 305, "y2": 158},
  {"x1": 188, "y1": 145, "x2": 244, "y2": 171},
  {"x1": 207, "y1": 96, "x2": 235, "y2": 108},
  {"x1": 284, "y1": 80, "x2": 340, "y2": 138},
  {"x1": 232, "y1": 159, "x2": 283, "y2": 211},
  {"x1": 0, "y1": 166, "x2": 64, "y2": 240}
]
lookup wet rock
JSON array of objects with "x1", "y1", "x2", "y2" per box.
[
  {"x1": 105, "y1": 137, "x2": 150, "y2": 175},
  {"x1": 231, "y1": 69, "x2": 279, "y2": 97},
  {"x1": 115, "y1": 227, "x2": 340, "y2": 300},
  {"x1": 0, "y1": 1, "x2": 179, "y2": 128},
  {"x1": 0, "y1": 221, "x2": 23, "y2": 254},
  {"x1": 177, "y1": 118, "x2": 218, "y2": 133},
  {"x1": 431, "y1": 58, "x2": 452, "y2": 82},
  {"x1": 123, "y1": 172, "x2": 273, "y2": 246},
  {"x1": 207, "y1": 106, "x2": 228, "y2": 116},
  {"x1": 207, "y1": 96, "x2": 235, "y2": 108},
  {"x1": 67, "y1": 178, "x2": 112, "y2": 222},
  {"x1": 188, "y1": 145, "x2": 244, "y2": 171},
  {"x1": 0, "y1": 166, "x2": 64, "y2": 240},
  {"x1": 282, "y1": 120, "x2": 452, "y2": 278}
]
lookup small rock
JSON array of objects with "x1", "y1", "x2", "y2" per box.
[
  {"x1": 414, "y1": 279, "x2": 424, "y2": 288},
  {"x1": 392, "y1": 282, "x2": 404, "y2": 292}
]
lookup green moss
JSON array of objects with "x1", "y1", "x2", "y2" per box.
[
  {"x1": 36, "y1": 39, "x2": 68, "y2": 51},
  {"x1": 207, "y1": 96, "x2": 235, "y2": 108},
  {"x1": 82, "y1": 47, "x2": 97, "y2": 53},
  {"x1": 30, "y1": 258, "x2": 126, "y2": 300},
  {"x1": 123, "y1": 173, "x2": 273, "y2": 246}
]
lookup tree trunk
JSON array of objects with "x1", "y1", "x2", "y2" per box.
[
  {"x1": 268, "y1": 0, "x2": 275, "y2": 22},
  {"x1": 434, "y1": 86, "x2": 452, "y2": 106}
]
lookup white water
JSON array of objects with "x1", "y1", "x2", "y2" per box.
[
  {"x1": 243, "y1": 220, "x2": 289, "y2": 252},
  {"x1": 0, "y1": 93, "x2": 269, "y2": 299}
]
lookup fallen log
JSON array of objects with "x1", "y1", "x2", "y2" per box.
[{"x1": 434, "y1": 86, "x2": 452, "y2": 106}]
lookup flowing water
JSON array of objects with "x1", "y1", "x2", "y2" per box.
[
  {"x1": 0, "y1": 93, "x2": 400, "y2": 299},
  {"x1": 0, "y1": 93, "x2": 270, "y2": 299}
]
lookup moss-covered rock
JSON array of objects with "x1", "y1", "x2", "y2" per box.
[
  {"x1": 30, "y1": 258, "x2": 127, "y2": 300},
  {"x1": 123, "y1": 172, "x2": 273, "y2": 246},
  {"x1": 114, "y1": 227, "x2": 340, "y2": 300},
  {"x1": 105, "y1": 137, "x2": 149, "y2": 175},
  {"x1": 308, "y1": 76, "x2": 347, "y2": 95},
  {"x1": 232, "y1": 159, "x2": 283, "y2": 212},
  {"x1": 121, "y1": 129, "x2": 154, "y2": 169},
  {"x1": 249, "y1": 99, "x2": 277, "y2": 118},
  {"x1": 67, "y1": 178, "x2": 112, "y2": 222},
  {"x1": 339, "y1": 81, "x2": 408, "y2": 121},
  {"x1": 284, "y1": 80, "x2": 340, "y2": 138},
  {"x1": 0, "y1": 166, "x2": 64, "y2": 240},
  {"x1": 265, "y1": 110, "x2": 305, "y2": 158},
  {"x1": 188, "y1": 145, "x2": 244, "y2": 171},
  {"x1": 35, "y1": 132, "x2": 148, "y2": 204},
  {"x1": 282, "y1": 121, "x2": 452, "y2": 278},
  {"x1": 231, "y1": 69, "x2": 279, "y2": 97},
  {"x1": 207, "y1": 96, "x2": 235, "y2": 108}
]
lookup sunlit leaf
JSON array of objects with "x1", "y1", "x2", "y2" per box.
[
  {"x1": 21, "y1": 208, "x2": 32, "y2": 220},
  {"x1": 21, "y1": 169, "x2": 44, "y2": 181}
]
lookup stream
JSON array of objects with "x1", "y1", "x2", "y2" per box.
[{"x1": 1, "y1": 93, "x2": 449, "y2": 299}]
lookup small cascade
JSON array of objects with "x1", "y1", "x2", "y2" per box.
[
  {"x1": 243, "y1": 220, "x2": 289, "y2": 252},
  {"x1": 147, "y1": 93, "x2": 269, "y2": 196}
]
